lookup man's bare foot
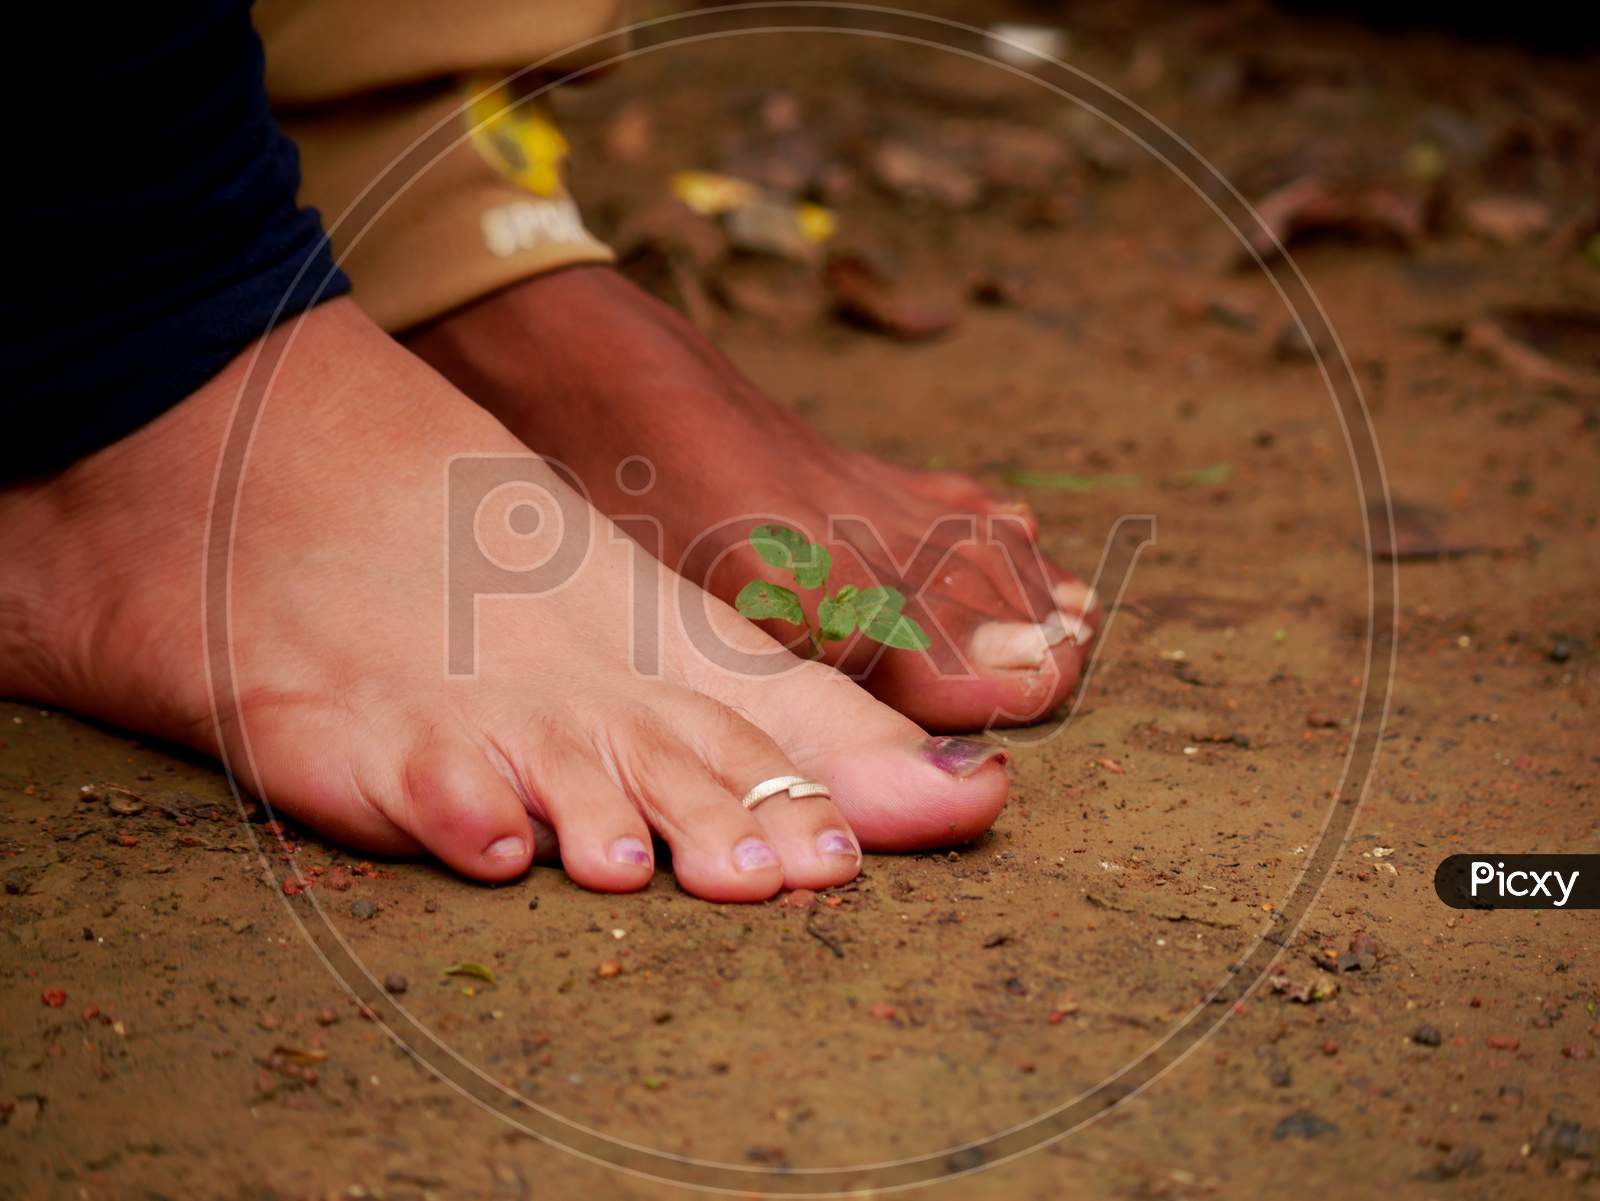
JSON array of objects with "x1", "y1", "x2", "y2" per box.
[
  {"x1": 405, "y1": 266, "x2": 1098, "y2": 731},
  {"x1": 0, "y1": 300, "x2": 1006, "y2": 896}
]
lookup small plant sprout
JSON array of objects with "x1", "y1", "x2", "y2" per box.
[{"x1": 734, "y1": 524, "x2": 931, "y2": 658}]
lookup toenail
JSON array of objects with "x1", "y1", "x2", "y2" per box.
[
  {"x1": 1052, "y1": 580, "x2": 1099, "y2": 615},
  {"x1": 733, "y1": 838, "x2": 779, "y2": 872},
  {"x1": 1057, "y1": 613, "x2": 1093, "y2": 647},
  {"x1": 921, "y1": 736, "x2": 1010, "y2": 778},
  {"x1": 969, "y1": 617, "x2": 1067, "y2": 669},
  {"x1": 484, "y1": 835, "x2": 528, "y2": 863},
  {"x1": 608, "y1": 836, "x2": 652, "y2": 868},
  {"x1": 816, "y1": 829, "x2": 858, "y2": 859}
]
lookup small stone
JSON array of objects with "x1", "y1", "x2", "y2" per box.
[
  {"x1": 527, "y1": 896, "x2": 540, "y2": 911},
  {"x1": 1272, "y1": 1111, "x2": 1338, "y2": 1140},
  {"x1": 1412, "y1": 1024, "x2": 1442, "y2": 1047},
  {"x1": 783, "y1": 889, "x2": 816, "y2": 909},
  {"x1": 1549, "y1": 637, "x2": 1572, "y2": 664},
  {"x1": 1532, "y1": 1115, "x2": 1600, "y2": 1161},
  {"x1": 1321, "y1": 1039, "x2": 1340, "y2": 1056},
  {"x1": 1273, "y1": 320, "x2": 1324, "y2": 363},
  {"x1": 1561, "y1": 1044, "x2": 1592, "y2": 1060},
  {"x1": 350, "y1": 898, "x2": 378, "y2": 920},
  {"x1": 968, "y1": 269, "x2": 1030, "y2": 308},
  {"x1": 383, "y1": 973, "x2": 408, "y2": 995},
  {"x1": 1425, "y1": 1143, "x2": 1482, "y2": 1180},
  {"x1": 1486, "y1": 1034, "x2": 1520, "y2": 1051},
  {"x1": 1204, "y1": 299, "x2": 1257, "y2": 332},
  {"x1": 597, "y1": 961, "x2": 623, "y2": 979},
  {"x1": 107, "y1": 793, "x2": 145, "y2": 816},
  {"x1": 1267, "y1": 1064, "x2": 1292, "y2": 1087},
  {"x1": 423, "y1": 898, "x2": 438, "y2": 913},
  {"x1": 315, "y1": 1008, "x2": 339, "y2": 1026}
]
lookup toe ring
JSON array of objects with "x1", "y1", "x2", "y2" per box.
[{"x1": 739, "y1": 775, "x2": 831, "y2": 810}]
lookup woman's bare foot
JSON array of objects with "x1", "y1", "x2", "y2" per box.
[
  {"x1": 405, "y1": 266, "x2": 1098, "y2": 731},
  {"x1": 0, "y1": 300, "x2": 1005, "y2": 896}
]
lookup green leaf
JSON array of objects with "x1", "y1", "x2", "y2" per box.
[
  {"x1": 444, "y1": 962, "x2": 496, "y2": 983},
  {"x1": 834, "y1": 584, "x2": 859, "y2": 604},
  {"x1": 1004, "y1": 469, "x2": 1142, "y2": 492},
  {"x1": 734, "y1": 580, "x2": 806, "y2": 626},
  {"x1": 851, "y1": 586, "x2": 927, "y2": 650},
  {"x1": 750, "y1": 524, "x2": 808, "y2": 569},
  {"x1": 1172, "y1": 462, "x2": 1233, "y2": 487},
  {"x1": 853, "y1": 586, "x2": 907, "y2": 627},
  {"x1": 750, "y1": 524, "x2": 831, "y2": 590},
  {"x1": 863, "y1": 609, "x2": 932, "y2": 651},
  {"x1": 794, "y1": 542, "x2": 831, "y2": 589},
  {"x1": 817, "y1": 595, "x2": 858, "y2": 641}
]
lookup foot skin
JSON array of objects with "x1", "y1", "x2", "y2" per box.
[
  {"x1": 405, "y1": 266, "x2": 1099, "y2": 731},
  {"x1": 0, "y1": 300, "x2": 1006, "y2": 896}
]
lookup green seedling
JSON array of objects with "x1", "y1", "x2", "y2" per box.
[
  {"x1": 1171, "y1": 461, "x2": 1234, "y2": 487},
  {"x1": 1003, "y1": 468, "x2": 1143, "y2": 492},
  {"x1": 734, "y1": 524, "x2": 930, "y2": 658}
]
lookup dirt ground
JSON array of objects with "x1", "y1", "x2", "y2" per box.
[{"x1": 3, "y1": 2, "x2": 1598, "y2": 1198}]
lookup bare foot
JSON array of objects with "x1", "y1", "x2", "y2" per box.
[
  {"x1": 405, "y1": 266, "x2": 1099, "y2": 731},
  {"x1": 0, "y1": 300, "x2": 1005, "y2": 897}
]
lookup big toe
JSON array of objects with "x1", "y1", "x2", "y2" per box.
[
  {"x1": 702, "y1": 657, "x2": 1010, "y2": 851},
  {"x1": 858, "y1": 591, "x2": 1090, "y2": 731}
]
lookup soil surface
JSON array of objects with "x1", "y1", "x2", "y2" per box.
[{"x1": 3, "y1": 3, "x2": 1598, "y2": 1198}]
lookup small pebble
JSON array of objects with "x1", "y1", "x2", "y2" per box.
[
  {"x1": 1429, "y1": 1143, "x2": 1482, "y2": 1180},
  {"x1": 1486, "y1": 1035, "x2": 1519, "y2": 1051},
  {"x1": 383, "y1": 973, "x2": 408, "y2": 995},
  {"x1": 1412, "y1": 1024, "x2": 1442, "y2": 1047},
  {"x1": 597, "y1": 961, "x2": 622, "y2": 979},
  {"x1": 350, "y1": 898, "x2": 378, "y2": 920},
  {"x1": 1272, "y1": 1111, "x2": 1339, "y2": 1140}
]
